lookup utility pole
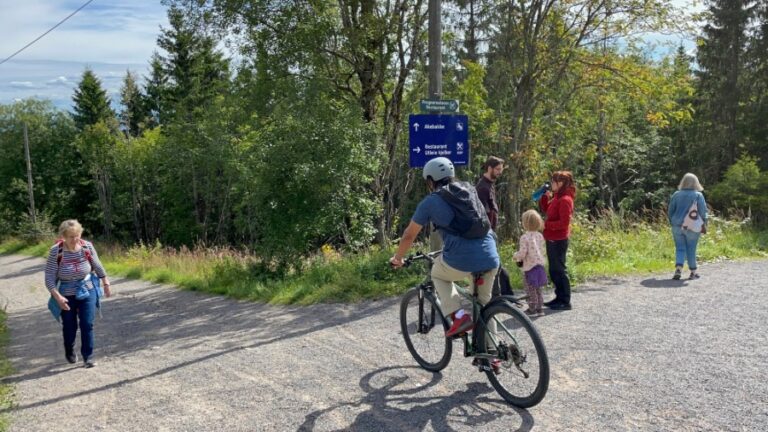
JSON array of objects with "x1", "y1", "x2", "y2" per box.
[
  {"x1": 428, "y1": 0, "x2": 444, "y2": 252},
  {"x1": 428, "y1": 0, "x2": 442, "y2": 100},
  {"x1": 23, "y1": 123, "x2": 37, "y2": 226}
]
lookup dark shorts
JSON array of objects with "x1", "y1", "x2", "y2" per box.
[{"x1": 524, "y1": 265, "x2": 547, "y2": 288}]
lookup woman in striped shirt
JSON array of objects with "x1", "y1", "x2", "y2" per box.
[{"x1": 45, "y1": 220, "x2": 111, "y2": 368}]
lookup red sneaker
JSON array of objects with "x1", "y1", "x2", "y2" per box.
[
  {"x1": 445, "y1": 314, "x2": 473, "y2": 337},
  {"x1": 490, "y1": 359, "x2": 501, "y2": 374}
]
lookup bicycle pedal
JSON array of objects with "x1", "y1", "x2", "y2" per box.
[{"x1": 472, "y1": 358, "x2": 501, "y2": 375}]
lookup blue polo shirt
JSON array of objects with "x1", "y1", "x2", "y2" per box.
[{"x1": 412, "y1": 193, "x2": 500, "y2": 272}]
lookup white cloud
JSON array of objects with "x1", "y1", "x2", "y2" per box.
[
  {"x1": 10, "y1": 81, "x2": 40, "y2": 88},
  {"x1": 1, "y1": 60, "x2": 147, "y2": 109},
  {"x1": 0, "y1": 0, "x2": 168, "y2": 64},
  {"x1": 47, "y1": 76, "x2": 69, "y2": 85},
  {"x1": 0, "y1": 1, "x2": 167, "y2": 108}
]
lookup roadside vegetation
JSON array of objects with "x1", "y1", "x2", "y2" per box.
[
  {"x1": 0, "y1": 310, "x2": 14, "y2": 431},
  {"x1": 3, "y1": 215, "x2": 765, "y2": 305}
]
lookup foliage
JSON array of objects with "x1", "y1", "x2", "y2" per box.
[
  {"x1": 0, "y1": 99, "x2": 91, "y2": 237},
  {"x1": 0, "y1": 1, "x2": 766, "y2": 270},
  {"x1": 3, "y1": 217, "x2": 765, "y2": 305},
  {"x1": 694, "y1": 0, "x2": 764, "y2": 178},
  {"x1": 72, "y1": 68, "x2": 115, "y2": 130},
  {"x1": 119, "y1": 71, "x2": 152, "y2": 137},
  {"x1": 0, "y1": 309, "x2": 14, "y2": 431},
  {"x1": 709, "y1": 156, "x2": 768, "y2": 227},
  {"x1": 567, "y1": 211, "x2": 767, "y2": 279},
  {"x1": 242, "y1": 97, "x2": 381, "y2": 268}
]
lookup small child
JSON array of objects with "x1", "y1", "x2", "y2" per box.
[{"x1": 513, "y1": 209, "x2": 548, "y2": 317}]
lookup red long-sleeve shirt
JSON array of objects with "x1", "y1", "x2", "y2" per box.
[{"x1": 538, "y1": 187, "x2": 575, "y2": 241}]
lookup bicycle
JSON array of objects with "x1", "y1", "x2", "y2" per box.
[{"x1": 398, "y1": 250, "x2": 550, "y2": 408}]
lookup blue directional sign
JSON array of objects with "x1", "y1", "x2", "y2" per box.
[{"x1": 409, "y1": 114, "x2": 470, "y2": 168}]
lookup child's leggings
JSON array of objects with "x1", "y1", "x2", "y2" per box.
[{"x1": 525, "y1": 280, "x2": 544, "y2": 311}]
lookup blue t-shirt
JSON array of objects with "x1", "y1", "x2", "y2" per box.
[
  {"x1": 412, "y1": 193, "x2": 500, "y2": 272},
  {"x1": 668, "y1": 189, "x2": 707, "y2": 227}
]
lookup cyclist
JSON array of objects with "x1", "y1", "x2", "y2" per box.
[{"x1": 390, "y1": 157, "x2": 500, "y2": 339}]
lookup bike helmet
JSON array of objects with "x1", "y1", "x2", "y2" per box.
[{"x1": 422, "y1": 157, "x2": 455, "y2": 181}]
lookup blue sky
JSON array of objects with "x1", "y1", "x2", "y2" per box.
[
  {"x1": 0, "y1": 0, "x2": 168, "y2": 109},
  {"x1": 0, "y1": 0, "x2": 703, "y2": 111}
]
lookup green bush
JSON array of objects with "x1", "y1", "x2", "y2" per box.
[
  {"x1": 242, "y1": 99, "x2": 381, "y2": 269},
  {"x1": 710, "y1": 156, "x2": 768, "y2": 227}
]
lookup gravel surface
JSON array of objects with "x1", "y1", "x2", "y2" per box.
[{"x1": 1, "y1": 254, "x2": 766, "y2": 431}]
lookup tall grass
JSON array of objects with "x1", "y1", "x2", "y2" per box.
[
  {"x1": 568, "y1": 212, "x2": 767, "y2": 280},
  {"x1": 0, "y1": 310, "x2": 14, "y2": 431},
  {"x1": 101, "y1": 242, "x2": 426, "y2": 305},
  {"x1": 1, "y1": 216, "x2": 766, "y2": 305}
]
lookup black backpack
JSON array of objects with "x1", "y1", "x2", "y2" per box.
[{"x1": 437, "y1": 181, "x2": 491, "y2": 239}]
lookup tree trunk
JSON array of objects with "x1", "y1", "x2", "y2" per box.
[
  {"x1": 95, "y1": 169, "x2": 112, "y2": 240},
  {"x1": 500, "y1": 73, "x2": 537, "y2": 241},
  {"x1": 597, "y1": 108, "x2": 607, "y2": 208},
  {"x1": 130, "y1": 163, "x2": 142, "y2": 242}
]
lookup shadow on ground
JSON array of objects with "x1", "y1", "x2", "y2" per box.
[
  {"x1": 298, "y1": 366, "x2": 535, "y2": 432},
  {"x1": 0, "y1": 263, "x2": 45, "y2": 280},
  {"x1": 1, "y1": 280, "x2": 399, "y2": 413},
  {"x1": 640, "y1": 278, "x2": 689, "y2": 289}
]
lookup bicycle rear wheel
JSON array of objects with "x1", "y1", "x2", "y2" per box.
[
  {"x1": 477, "y1": 302, "x2": 549, "y2": 408},
  {"x1": 399, "y1": 287, "x2": 452, "y2": 372}
]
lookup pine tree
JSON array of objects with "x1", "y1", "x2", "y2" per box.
[
  {"x1": 694, "y1": 0, "x2": 757, "y2": 178},
  {"x1": 144, "y1": 52, "x2": 169, "y2": 127},
  {"x1": 72, "y1": 68, "x2": 115, "y2": 130},
  {"x1": 119, "y1": 70, "x2": 150, "y2": 137},
  {"x1": 150, "y1": 5, "x2": 231, "y2": 243},
  {"x1": 155, "y1": 6, "x2": 229, "y2": 122},
  {"x1": 744, "y1": 2, "x2": 768, "y2": 169},
  {"x1": 666, "y1": 45, "x2": 697, "y2": 174}
]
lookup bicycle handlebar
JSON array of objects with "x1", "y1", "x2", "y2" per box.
[{"x1": 402, "y1": 250, "x2": 442, "y2": 267}]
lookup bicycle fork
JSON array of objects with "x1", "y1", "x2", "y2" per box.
[{"x1": 417, "y1": 285, "x2": 438, "y2": 334}]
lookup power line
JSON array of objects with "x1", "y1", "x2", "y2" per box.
[{"x1": 0, "y1": 0, "x2": 96, "y2": 66}]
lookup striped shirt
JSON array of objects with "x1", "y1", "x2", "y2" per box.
[{"x1": 44, "y1": 240, "x2": 107, "y2": 296}]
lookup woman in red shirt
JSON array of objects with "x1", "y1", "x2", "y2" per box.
[{"x1": 538, "y1": 171, "x2": 576, "y2": 310}]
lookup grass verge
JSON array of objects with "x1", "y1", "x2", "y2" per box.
[
  {"x1": 1, "y1": 217, "x2": 766, "y2": 306},
  {"x1": 0, "y1": 310, "x2": 14, "y2": 431}
]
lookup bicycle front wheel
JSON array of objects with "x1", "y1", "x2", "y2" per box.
[
  {"x1": 399, "y1": 287, "x2": 452, "y2": 372},
  {"x1": 477, "y1": 302, "x2": 549, "y2": 408}
]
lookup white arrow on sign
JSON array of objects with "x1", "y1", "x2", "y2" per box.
[
  {"x1": 413, "y1": 122, "x2": 420, "y2": 132},
  {"x1": 412, "y1": 147, "x2": 421, "y2": 153}
]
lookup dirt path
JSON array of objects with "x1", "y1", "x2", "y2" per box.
[{"x1": 1, "y1": 254, "x2": 766, "y2": 431}]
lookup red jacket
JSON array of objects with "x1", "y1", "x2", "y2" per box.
[{"x1": 538, "y1": 187, "x2": 575, "y2": 241}]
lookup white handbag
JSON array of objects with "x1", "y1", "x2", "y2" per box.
[{"x1": 682, "y1": 199, "x2": 703, "y2": 233}]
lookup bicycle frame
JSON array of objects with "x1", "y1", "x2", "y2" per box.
[
  {"x1": 454, "y1": 285, "x2": 522, "y2": 363},
  {"x1": 406, "y1": 251, "x2": 522, "y2": 360}
]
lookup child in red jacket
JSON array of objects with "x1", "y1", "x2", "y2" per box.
[{"x1": 538, "y1": 171, "x2": 576, "y2": 310}]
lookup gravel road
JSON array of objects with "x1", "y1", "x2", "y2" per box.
[{"x1": 1, "y1": 254, "x2": 766, "y2": 431}]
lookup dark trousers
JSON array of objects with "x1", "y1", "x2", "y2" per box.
[
  {"x1": 61, "y1": 292, "x2": 97, "y2": 361},
  {"x1": 492, "y1": 266, "x2": 513, "y2": 297},
  {"x1": 546, "y1": 239, "x2": 571, "y2": 304}
]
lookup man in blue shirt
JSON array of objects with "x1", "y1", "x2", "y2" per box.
[{"x1": 390, "y1": 157, "x2": 500, "y2": 337}]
